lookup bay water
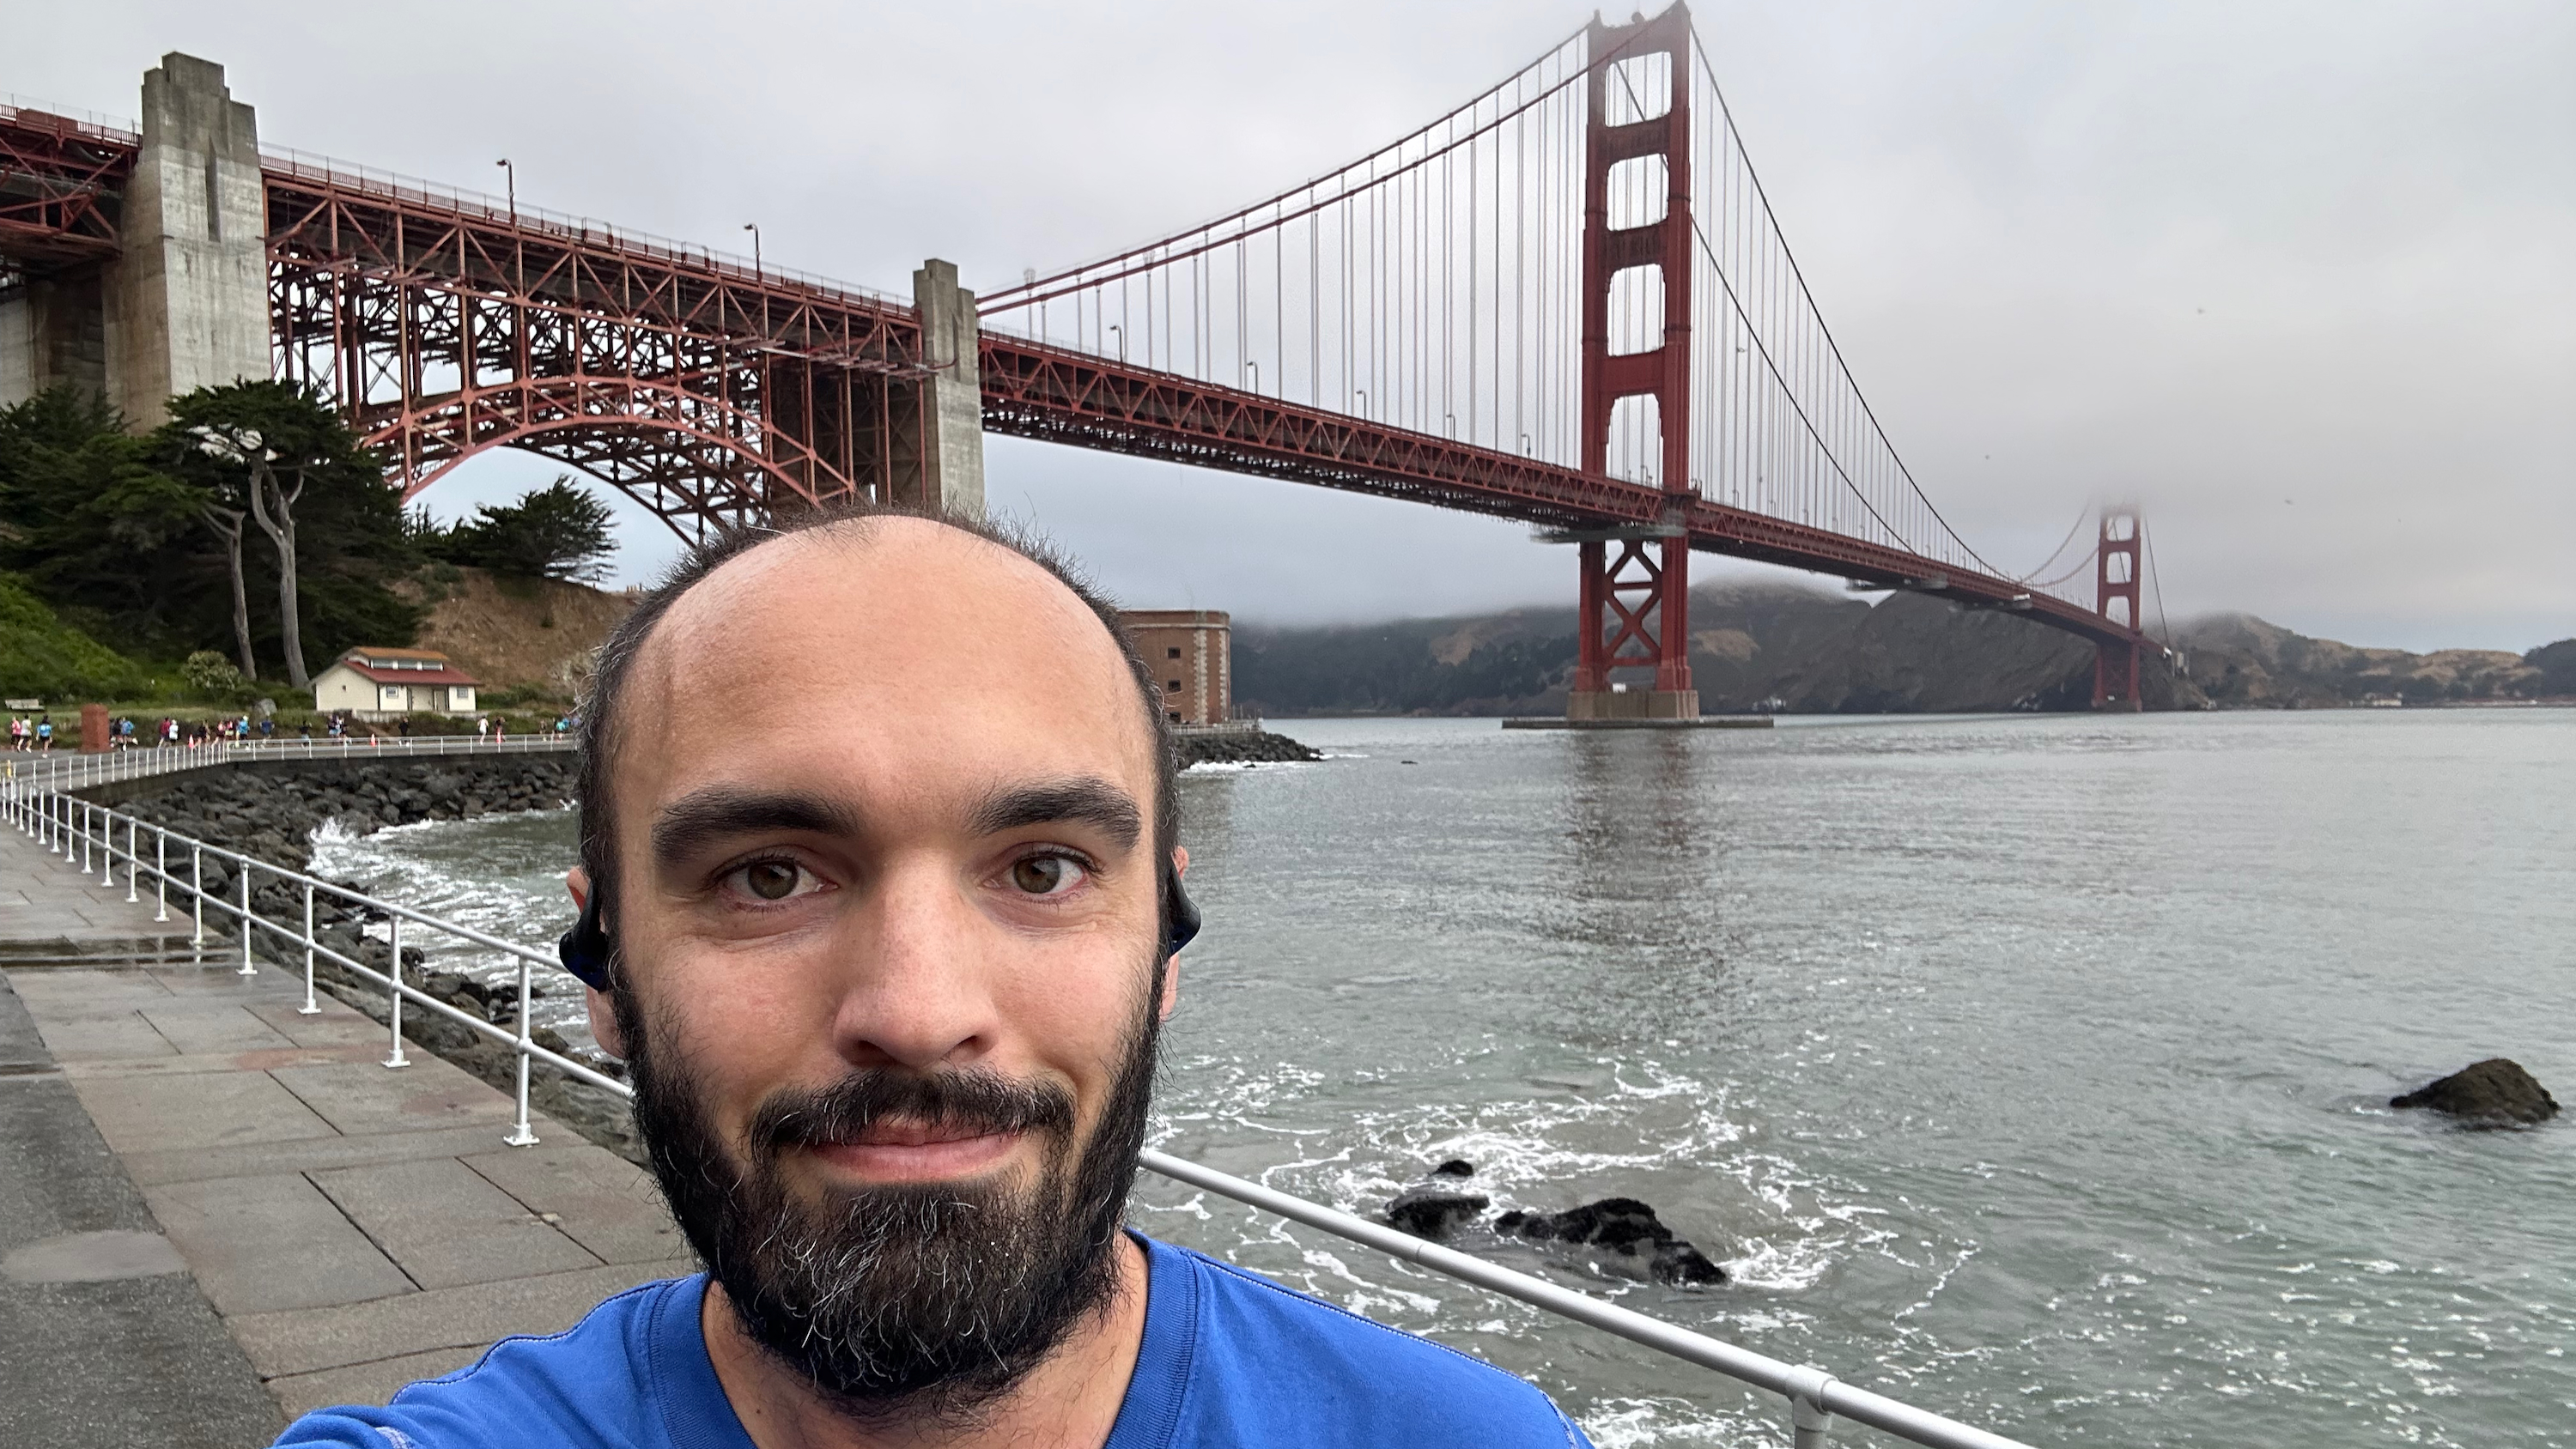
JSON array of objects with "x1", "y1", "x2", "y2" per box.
[{"x1": 311, "y1": 710, "x2": 2575, "y2": 1446}]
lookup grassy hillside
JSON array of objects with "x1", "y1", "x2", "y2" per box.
[{"x1": 0, "y1": 572, "x2": 158, "y2": 702}]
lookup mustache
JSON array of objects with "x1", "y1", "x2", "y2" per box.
[{"x1": 748, "y1": 1067, "x2": 1078, "y2": 1155}]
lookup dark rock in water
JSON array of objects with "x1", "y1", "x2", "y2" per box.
[
  {"x1": 1388, "y1": 1183, "x2": 1489, "y2": 1239},
  {"x1": 1431, "y1": 1159, "x2": 1476, "y2": 1179},
  {"x1": 1170, "y1": 730, "x2": 1322, "y2": 768},
  {"x1": 2391, "y1": 1058, "x2": 2559, "y2": 1126},
  {"x1": 1496, "y1": 1197, "x2": 1726, "y2": 1285}
]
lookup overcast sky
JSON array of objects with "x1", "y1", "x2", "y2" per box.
[{"x1": 18, "y1": 1, "x2": 2572, "y2": 650}]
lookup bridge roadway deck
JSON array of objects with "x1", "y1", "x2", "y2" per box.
[{"x1": 1, "y1": 816, "x2": 690, "y2": 1444}]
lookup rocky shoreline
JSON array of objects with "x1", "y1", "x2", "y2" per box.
[{"x1": 90, "y1": 755, "x2": 647, "y2": 1162}]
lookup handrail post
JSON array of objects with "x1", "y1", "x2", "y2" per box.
[
  {"x1": 1794, "y1": 1395, "x2": 1834, "y2": 1449},
  {"x1": 154, "y1": 830, "x2": 168, "y2": 921},
  {"x1": 1785, "y1": 1366, "x2": 1838, "y2": 1449},
  {"x1": 125, "y1": 815, "x2": 137, "y2": 900},
  {"x1": 237, "y1": 861, "x2": 257, "y2": 976},
  {"x1": 299, "y1": 882, "x2": 320, "y2": 1014},
  {"x1": 383, "y1": 914, "x2": 410, "y2": 1068},
  {"x1": 100, "y1": 804, "x2": 116, "y2": 886},
  {"x1": 504, "y1": 955, "x2": 539, "y2": 1147},
  {"x1": 191, "y1": 846, "x2": 205, "y2": 945}
]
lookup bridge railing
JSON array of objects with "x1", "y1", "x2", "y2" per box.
[
  {"x1": 259, "y1": 144, "x2": 902, "y2": 311},
  {"x1": 0, "y1": 95, "x2": 141, "y2": 144},
  {"x1": 3, "y1": 766, "x2": 2038, "y2": 1449}
]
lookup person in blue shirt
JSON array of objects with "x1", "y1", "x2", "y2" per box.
[{"x1": 276, "y1": 504, "x2": 1592, "y2": 1449}]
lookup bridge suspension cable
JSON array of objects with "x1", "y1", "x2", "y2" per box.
[{"x1": 977, "y1": 9, "x2": 2088, "y2": 609}]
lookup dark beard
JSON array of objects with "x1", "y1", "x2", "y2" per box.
[{"x1": 618, "y1": 964, "x2": 1162, "y2": 1424}]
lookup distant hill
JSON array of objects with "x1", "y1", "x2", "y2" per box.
[
  {"x1": 2172, "y1": 614, "x2": 2560, "y2": 706},
  {"x1": 1233, "y1": 583, "x2": 2573, "y2": 717}
]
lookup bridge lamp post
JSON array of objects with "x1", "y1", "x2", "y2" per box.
[
  {"x1": 1353, "y1": 388, "x2": 1367, "y2": 419},
  {"x1": 1243, "y1": 361, "x2": 1259, "y2": 396},
  {"x1": 1105, "y1": 324, "x2": 1123, "y2": 361},
  {"x1": 494, "y1": 158, "x2": 515, "y2": 222},
  {"x1": 742, "y1": 222, "x2": 762, "y2": 279}
]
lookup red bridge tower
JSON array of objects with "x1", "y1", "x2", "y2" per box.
[
  {"x1": 1565, "y1": 3, "x2": 1699, "y2": 722},
  {"x1": 2093, "y1": 506, "x2": 2143, "y2": 710}
]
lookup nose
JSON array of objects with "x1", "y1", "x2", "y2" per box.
[{"x1": 823, "y1": 853, "x2": 1000, "y2": 1074}]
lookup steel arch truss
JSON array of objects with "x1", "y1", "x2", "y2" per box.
[
  {"x1": 264, "y1": 164, "x2": 931, "y2": 536},
  {"x1": 0, "y1": 106, "x2": 136, "y2": 275}
]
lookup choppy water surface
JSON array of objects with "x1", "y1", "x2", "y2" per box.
[{"x1": 316, "y1": 711, "x2": 2576, "y2": 1446}]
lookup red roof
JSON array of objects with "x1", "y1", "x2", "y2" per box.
[{"x1": 331, "y1": 651, "x2": 479, "y2": 688}]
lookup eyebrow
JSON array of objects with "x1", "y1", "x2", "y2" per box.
[
  {"x1": 966, "y1": 777, "x2": 1144, "y2": 853},
  {"x1": 649, "y1": 786, "x2": 865, "y2": 867}
]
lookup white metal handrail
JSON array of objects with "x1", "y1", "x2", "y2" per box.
[
  {"x1": 0, "y1": 732, "x2": 574, "y2": 795},
  {"x1": 3, "y1": 762, "x2": 2038, "y2": 1449}
]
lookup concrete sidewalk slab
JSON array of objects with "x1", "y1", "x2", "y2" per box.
[
  {"x1": 313, "y1": 1156, "x2": 602, "y2": 1290},
  {"x1": 269, "y1": 1345, "x2": 490, "y2": 1421},
  {"x1": 33, "y1": 1009, "x2": 179, "y2": 1061},
  {"x1": 138, "y1": 1001, "x2": 301, "y2": 1054},
  {"x1": 228, "y1": 1259, "x2": 686, "y2": 1379},
  {"x1": 77, "y1": 1069, "x2": 338, "y2": 1154},
  {"x1": 464, "y1": 1143, "x2": 688, "y2": 1265},
  {"x1": 145, "y1": 1170, "x2": 418, "y2": 1315},
  {"x1": 271, "y1": 1057, "x2": 520, "y2": 1137},
  {"x1": 122, "y1": 1122, "x2": 543, "y2": 1189},
  {"x1": 252, "y1": 997, "x2": 384, "y2": 1046},
  {"x1": 63, "y1": 1041, "x2": 386, "y2": 1079}
]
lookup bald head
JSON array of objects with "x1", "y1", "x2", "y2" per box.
[{"x1": 573, "y1": 507, "x2": 1175, "y2": 947}]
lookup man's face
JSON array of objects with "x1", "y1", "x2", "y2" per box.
[{"x1": 586, "y1": 520, "x2": 1174, "y2": 1410}]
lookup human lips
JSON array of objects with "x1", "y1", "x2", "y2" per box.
[{"x1": 807, "y1": 1117, "x2": 1025, "y2": 1182}]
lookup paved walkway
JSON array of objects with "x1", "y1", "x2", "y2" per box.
[{"x1": 3, "y1": 801, "x2": 689, "y2": 1443}]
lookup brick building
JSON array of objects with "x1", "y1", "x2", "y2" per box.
[{"x1": 1119, "y1": 610, "x2": 1231, "y2": 725}]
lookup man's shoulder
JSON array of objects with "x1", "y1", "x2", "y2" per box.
[
  {"x1": 1150, "y1": 1240, "x2": 1589, "y2": 1447},
  {"x1": 271, "y1": 1276, "x2": 718, "y2": 1449}
]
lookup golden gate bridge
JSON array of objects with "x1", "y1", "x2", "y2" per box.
[{"x1": 0, "y1": 3, "x2": 2166, "y2": 715}]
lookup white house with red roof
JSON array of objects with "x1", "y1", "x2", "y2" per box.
[{"x1": 313, "y1": 647, "x2": 480, "y2": 718}]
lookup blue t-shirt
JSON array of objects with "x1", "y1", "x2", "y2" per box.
[{"x1": 275, "y1": 1234, "x2": 1593, "y2": 1447}]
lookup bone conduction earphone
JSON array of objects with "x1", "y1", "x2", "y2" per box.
[{"x1": 556, "y1": 860, "x2": 1202, "y2": 992}]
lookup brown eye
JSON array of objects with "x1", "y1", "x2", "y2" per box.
[
  {"x1": 1010, "y1": 855, "x2": 1084, "y2": 896},
  {"x1": 743, "y1": 860, "x2": 801, "y2": 900}
]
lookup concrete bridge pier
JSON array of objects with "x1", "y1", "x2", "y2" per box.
[
  {"x1": 890, "y1": 258, "x2": 986, "y2": 518},
  {"x1": 0, "y1": 54, "x2": 269, "y2": 424}
]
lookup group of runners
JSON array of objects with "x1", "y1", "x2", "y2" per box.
[{"x1": 6, "y1": 712, "x2": 316, "y2": 750}]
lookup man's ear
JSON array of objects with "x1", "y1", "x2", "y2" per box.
[
  {"x1": 566, "y1": 867, "x2": 627, "y2": 1058},
  {"x1": 1159, "y1": 846, "x2": 1188, "y2": 1022},
  {"x1": 585, "y1": 984, "x2": 626, "y2": 1059}
]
